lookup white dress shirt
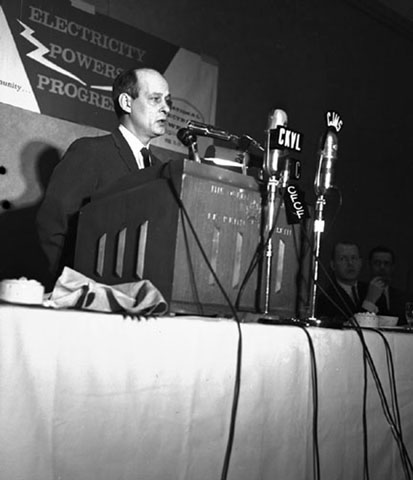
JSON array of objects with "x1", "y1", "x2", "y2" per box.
[
  {"x1": 336, "y1": 280, "x2": 359, "y2": 304},
  {"x1": 118, "y1": 124, "x2": 150, "y2": 169}
]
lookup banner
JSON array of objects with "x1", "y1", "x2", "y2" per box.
[{"x1": 0, "y1": 0, "x2": 218, "y2": 153}]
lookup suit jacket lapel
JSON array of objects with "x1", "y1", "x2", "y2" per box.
[
  {"x1": 111, "y1": 129, "x2": 140, "y2": 172},
  {"x1": 334, "y1": 282, "x2": 355, "y2": 313}
]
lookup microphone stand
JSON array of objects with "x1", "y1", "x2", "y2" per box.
[
  {"x1": 263, "y1": 174, "x2": 280, "y2": 314},
  {"x1": 257, "y1": 107, "x2": 309, "y2": 326},
  {"x1": 260, "y1": 171, "x2": 306, "y2": 326},
  {"x1": 177, "y1": 128, "x2": 201, "y2": 163},
  {"x1": 307, "y1": 127, "x2": 339, "y2": 325},
  {"x1": 260, "y1": 110, "x2": 292, "y2": 320},
  {"x1": 308, "y1": 193, "x2": 326, "y2": 323}
]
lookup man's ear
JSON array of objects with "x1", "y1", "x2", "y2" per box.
[
  {"x1": 330, "y1": 259, "x2": 335, "y2": 272},
  {"x1": 118, "y1": 93, "x2": 132, "y2": 114}
]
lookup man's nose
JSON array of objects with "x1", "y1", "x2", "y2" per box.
[{"x1": 160, "y1": 98, "x2": 171, "y2": 113}]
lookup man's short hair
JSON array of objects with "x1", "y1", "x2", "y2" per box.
[
  {"x1": 331, "y1": 241, "x2": 361, "y2": 260},
  {"x1": 112, "y1": 68, "x2": 140, "y2": 118},
  {"x1": 368, "y1": 245, "x2": 395, "y2": 264}
]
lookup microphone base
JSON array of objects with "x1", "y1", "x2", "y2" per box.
[
  {"x1": 306, "y1": 317, "x2": 344, "y2": 329},
  {"x1": 241, "y1": 313, "x2": 343, "y2": 329},
  {"x1": 257, "y1": 314, "x2": 310, "y2": 327}
]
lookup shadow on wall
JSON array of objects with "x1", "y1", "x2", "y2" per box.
[{"x1": 0, "y1": 142, "x2": 61, "y2": 291}]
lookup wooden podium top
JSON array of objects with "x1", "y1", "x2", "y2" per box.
[{"x1": 91, "y1": 158, "x2": 261, "y2": 203}]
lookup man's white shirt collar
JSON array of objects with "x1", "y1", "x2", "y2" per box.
[
  {"x1": 336, "y1": 279, "x2": 356, "y2": 298},
  {"x1": 118, "y1": 124, "x2": 149, "y2": 169}
]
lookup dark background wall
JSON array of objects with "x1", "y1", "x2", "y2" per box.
[{"x1": 1, "y1": 0, "x2": 413, "y2": 292}]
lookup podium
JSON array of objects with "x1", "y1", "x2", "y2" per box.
[{"x1": 74, "y1": 159, "x2": 304, "y2": 316}]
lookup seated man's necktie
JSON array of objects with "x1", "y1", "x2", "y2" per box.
[
  {"x1": 351, "y1": 285, "x2": 359, "y2": 304},
  {"x1": 141, "y1": 147, "x2": 151, "y2": 168},
  {"x1": 377, "y1": 292, "x2": 389, "y2": 314}
]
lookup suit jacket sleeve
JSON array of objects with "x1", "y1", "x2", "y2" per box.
[
  {"x1": 36, "y1": 138, "x2": 102, "y2": 280},
  {"x1": 36, "y1": 130, "x2": 160, "y2": 282}
]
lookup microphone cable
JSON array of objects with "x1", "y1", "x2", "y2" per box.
[
  {"x1": 361, "y1": 344, "x2": 370, "y2": 480},
  {"x1": 307, "y1": 233, "x2": 412, "y2": 479},
  {"x1": 322, "y1": 187, "x2": 343, "y2": 238},
  {"x1": 299, "y1": 217, "x2": 357, "y2": 321},
  {"x1": 234, "y1": 185, "x2": 283, "y2": 310},
  {"x1": 301, "y1": 272, "x2": 411, "y2": 480},
  {"x1": 299, "y1": 222, "x2": 393, "y2": 478},
  {"x1": 161, "y1": 161, "x2": 243, "y2": 480},
  {"x1": 371, "y1": 328, "x2": 412, "y2": 477},
  {"x1": 178, "y1": 207, "x2": 205, "y2": 315},
  {"x1": 259, "y1": 319, "x2": 320, "y2": 480},
  {"x1": 317, "y1": 259, "x2": 359, "y2": 318},
  {"x1": 296, "y1": 324, "x2": 320, "y2": 480},
  {"x1": 348, "y1": 318, "x2": 413, "y2": 479},
  {"x1": 290, "y1": 219, "x2": 309, "y2": 316},
  {"x1": 314, "y1": 281, "x2": 355, "y2": 320},
  {"x1": 377, "y1": 331, "x2": 404, "y2": 445}
]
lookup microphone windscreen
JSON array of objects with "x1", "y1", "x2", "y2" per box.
[
  {"x1": 322, "y1": 130, "x2": 338, "y2": 160},
  {"x1": 264, "y1": 108, "x2": 288, "y2": 176},
  {"x1": 268, "y1": 109, "x2": 288, "y2": 130},
  {"x1": 177, "y1": 128, "x2": 192, "y2": 146}
]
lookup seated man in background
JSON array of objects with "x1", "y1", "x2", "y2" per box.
[
  {"x1": 316, "y1": 241, "x2": 368, "y2": 323},
  {"x1": 363, "y1": 245, "x2": 407, "y2": 325},
  {"x1": 36, "y1": 68, "x2": 171, "y2": 288}
]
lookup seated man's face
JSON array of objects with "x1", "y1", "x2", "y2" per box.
[
  {"x1": 370, "y1": 252, "x2": 393, "y2": 284},
  {"x1": 331, "y1": 244, "x2": 362, "y2": 284}
]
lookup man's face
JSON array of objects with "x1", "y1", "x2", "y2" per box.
[
  {"x1": 370, "y1": 252, "x2": 393, "y2": 284},
  {"x1": 331, "y1": 244, "x2": 362, "y2": 284},
  {"x1": 126, "y1": 70, "x2": 171, "y2": 144}
]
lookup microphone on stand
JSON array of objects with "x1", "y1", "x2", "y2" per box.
[
  {"x1": 186, "y1": 120, "x2": 239, "y2": 143},
  {"x1": 281, "y1": 158, "x2": 292, "y2": 189},
  {"x1": 308, "y1": 112, "x2": 342, "y2": 323},
  {"x1": 261, "y1": 108, "x2": 288, "y2": 316},
  {"x1": 177, "y1": 128, "x2": 201, "y2": 163},
  {"x1": 237, "y1": 134, "x2": 264, "y2": 153},
  {"x1": 314, "y1": 129, "x2": 338, "y2": 196},
  {"x1": 263, "y1": 109, "x2": 288, "y2": 178}
]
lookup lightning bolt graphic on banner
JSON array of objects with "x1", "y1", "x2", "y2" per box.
[
  {"x1": 17, "y1": 19, "x2": 87, "y2": 86},
  {"x1": 89, "y1": 85, "x2": 112, "y2": 91}
]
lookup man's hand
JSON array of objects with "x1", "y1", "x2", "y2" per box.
[{"x1": 365, "y1": 276, "x2": 386, "y2": 304}]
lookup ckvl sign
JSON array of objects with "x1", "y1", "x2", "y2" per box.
[
  {"x1": 0, "y1": 0, "x2": 218, "y2": 153},
  {"x1": 270, "y1": 125, "x2": 303, "y2": 152},
  {"x1": 269, "y1": 122, "x2": 309, "y2": 225}
]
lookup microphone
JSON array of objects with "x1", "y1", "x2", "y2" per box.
[
  {"x1": 314, "y1": 129, "x2": 338, "y2": 196},
  {"x1": 237, "y1": 134, "x2": 264, "y2": 152},
  {"x1": 177, "y1": 128, "x2": 201, "y2": 162},
  {"x1": 263, "y1": 109, "x2": 288, "y2": 177},
  {"x1": 186, "y1": 121, "x2": 239, "y2": 143}
]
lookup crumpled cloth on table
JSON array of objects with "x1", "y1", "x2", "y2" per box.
[{"x1": 45, "y1": 267, "x2": 168, "y2": 316}]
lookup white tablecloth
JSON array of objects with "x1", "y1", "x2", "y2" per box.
[{"x1": 0, "y1": 304, "x2": 412, "y2": 479}]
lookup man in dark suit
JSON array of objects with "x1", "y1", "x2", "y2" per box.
[
  {"x1": 36, "y1": 68, "x2": 171, "y2": 286},
  {"x1": 316, "y1": 241, "x2": 368, "y2": 323},
  {"x1": 365, "y1": 246, "x2": 407, "y2": 325}
]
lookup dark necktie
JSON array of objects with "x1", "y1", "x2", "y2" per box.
[
  {"x1": 141, "y1": 147, "x2": 151, "y2": 168},
  {"x1": 351, "y1": 285, "x2": 359, "y2": 305},
  {"x1": 377, "y1": 293, "x2": 389, "y2": 314}
]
